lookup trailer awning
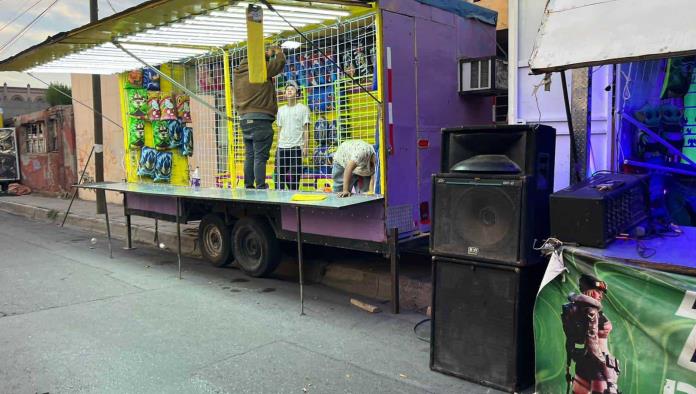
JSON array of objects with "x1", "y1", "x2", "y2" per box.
[
  {"x1": 529, "y1": 0, "x2": 696, "y2": 74},
  {"x1": 0, "y1": 0, "x2": 371, "y2": 74}
]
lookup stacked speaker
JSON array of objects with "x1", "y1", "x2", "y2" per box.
[{"x1": 429, "y1": 125, "x2": 556, "y2": 392}]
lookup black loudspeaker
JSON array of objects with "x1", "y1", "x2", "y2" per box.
[
  {"x1": 431, "y1": 174, "x2": 549, "y2": 265},
  {"x1": 441, "y1": 124, "x2": 556, "y2": 178},
  {"x1": 431, "y1": 124, "x2": 556, "y2": 265},
  {"x1": 430, "y1": 257, "x2": 544, "y2": 392}
]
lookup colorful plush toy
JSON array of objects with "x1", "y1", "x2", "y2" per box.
[
  {"x1": 128, "y1": 118, "x2": 145, "y2": 149},
  {"x1": 660, "y1": 104, "x2": 684, "y2": 157},
  {"x1": 153, "y1": 151, "x2": 173, "y2": 183},
  {"x1": 137, "y1": 147, "x2": 157, "y2": 178},
  {"x1": 683, "y1": 71, "x2": 696, "y2": 164},
  {"x1": 168, "y1": 120, "x2": 184, "y2": 149},
  {"x1": 127, "y1": 88, "x2": 148, "y2": 119},
  {"x1": 176, "y1": 95, "x2": 192, "y2": 123},
  {"x1": 147, "y1": 92, "x2": 161, "y2": 121},
  {"x1": 327, "y1": 120, "x2": 338, "y2": 146},
  {"x1": 181, "y1": 127, "x2": 194, "y2": 157},
  {"x1": 159, "y1": 94, "x2": 178, "y2": 120},
  {"x1": 143, "y1": 67, "x2": 160, "y2": 91},
  {"x1": 314, "y1": 116, "x2": 328, "y2": 145},
  {"x1": 126, "y1": 69, "x2": 143, "y2": 89},
  {"x1": 634, "y1": 104, "x2": 662, "y2": 160},
  {"x1": 661, "y1": 57, "x2": 695, "y2": 99},
  {"x1": 153, "y1": 120, "x2": 171, "y2": 150}
]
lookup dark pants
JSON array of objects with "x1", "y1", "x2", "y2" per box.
[
  {"x1": 332, "y1": 163, "x2": 371, "y2": 193},
  {"x1": 276, "y1": 147, "x2": 302, "y2": 190},
  {"x1": 241, "y1": 118, "x2": 274, "y2": 189}
]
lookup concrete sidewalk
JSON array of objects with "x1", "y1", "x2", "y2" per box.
[{"x1": 0, "y1": 194, "x2": 432, "y2": 312}]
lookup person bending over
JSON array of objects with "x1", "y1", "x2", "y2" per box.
[{"x1": 331, "y1": 139, "x2": 376, "y2": 198}]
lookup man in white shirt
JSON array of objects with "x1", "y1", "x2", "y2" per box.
[
  {"x1": 331, "y1": 139, "x2": 376, "y2": 197},
  {"x1": 275, "y1": 81, "x2": 310, "y2": 190}
]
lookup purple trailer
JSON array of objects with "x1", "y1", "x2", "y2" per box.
[{"x1": 0, "y1": 0, "x2": 497, "y2": 300}]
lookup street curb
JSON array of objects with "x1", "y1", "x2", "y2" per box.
[
  {"x1": 0, "y1": 199, "x2": 200, "y2": 257},
  {"x1": 0, "y1": 198, "x2": 430, "y2": 312}
]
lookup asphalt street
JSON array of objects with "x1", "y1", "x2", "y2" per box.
[{"x1": 0, "y1": 210, "x2": 503, "y2": 394}]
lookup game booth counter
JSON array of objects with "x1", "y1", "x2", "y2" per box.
[
  {"x1": 529, "y1": 0, "x2": 696, "y2": 392},
  {"x1": 0, "y1": 0, "x2": 498, "y2": 312}
]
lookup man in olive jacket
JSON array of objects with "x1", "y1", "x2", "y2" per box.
[{"x1": 233, "y1": 46, "x2": 286, "y2": 189}]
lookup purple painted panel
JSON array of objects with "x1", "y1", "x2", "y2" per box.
[
  {"x1": 382, "y1": 11, "x2": 418, "y2": 214},
  {"x1": 379, "y1": 0, "x2": 426, "y2": 17},
  {"x1": 126, "y1": 193, "x2": 177, "y2": 216},
  {"x1": 431, "y1": 6, "x2": 455, "y2": 26},
  {"x1": 280, "y1": 202, "x2": 386, "y2": 243},
  {"x1": 415, "y1": 18, "x2": 495, "y2": 132},
  {"x1": 413, "y1": 15, "x2": 496, "y2": 230},
  {"x1": 416, "y1": 133, "x2": 439, "y2": 233}
]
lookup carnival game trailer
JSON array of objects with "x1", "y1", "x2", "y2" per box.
[{"x1": 0, "y1": 0, "x2": 496, "y2": 281}]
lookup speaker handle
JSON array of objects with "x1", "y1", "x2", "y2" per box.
[{"x1": 536, "y1": 153, "x2": 551, "y2": 190}]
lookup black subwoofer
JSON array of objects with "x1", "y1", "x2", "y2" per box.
[
  {"x1": 430, "y1": 257, "x2": 544, "y2": 392},
  {"x1": 431, "y1": 174, "x2": 548, "y2": 265}
]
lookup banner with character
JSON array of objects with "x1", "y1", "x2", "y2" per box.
[{"x1": 535, "y1": 249, "x2": 696, "y2": 393}]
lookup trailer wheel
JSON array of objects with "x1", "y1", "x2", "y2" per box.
[
  {"x1": 199, "y1": 214, "x2": 234, "y2": 267},
  {"x1": 232, "y1": 216, "x2": 280, "y2": 277}
]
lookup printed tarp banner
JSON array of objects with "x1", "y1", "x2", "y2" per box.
[
  {"x1": 535, "y1": 249, "x2": 696, "y2": 393},
  {"x1": 0, "y1": 128, "x2": 19, "y2": 181}
]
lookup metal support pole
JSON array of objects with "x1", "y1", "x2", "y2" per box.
[
  {"x1": 296, "y1": 206, "x2": 305, "y2": 316},
  {"x1": 104, "y1": 200, "x2": 113, "y2": 259},
  {"x1": 154, "y1": 219, "x2": 159, "y2": 245},
  {"x1": 90, "y1": 0, "x2": 106, "y2": 214},
  {"x1": 61, "y1": 145, "x2": 94, "y2": 227},
  {"x1": 561, "y1": 70, "x2": 582, "y2": 184},
  {"x1": 125, "y1": 214, "x2": 134, "y2": 250},
  {"x1": 176, "y1": 198, "x2": 182, "y2": 280},
  {"x1": 389, "y1": 228, "x2": 400, "y2": 314},
  {"x1": 122, "y1": 193, "x2": 135, "y2": 250}
]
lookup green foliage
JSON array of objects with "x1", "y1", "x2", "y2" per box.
[{"x1": 45, "y1": 83, "x2": 72, "y2": 106}]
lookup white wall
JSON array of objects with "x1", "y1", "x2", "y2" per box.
[{"x1": 513, "y1": 0, "x2": 613, "y2": 190}]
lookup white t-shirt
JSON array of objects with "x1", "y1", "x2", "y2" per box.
[{"x1": 276, "y1": 103, "x2": 310, "y2": 149}]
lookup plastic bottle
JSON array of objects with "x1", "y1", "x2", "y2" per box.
[{"x1": 191, "y1": 167, "x2": 200, "y2": 190}]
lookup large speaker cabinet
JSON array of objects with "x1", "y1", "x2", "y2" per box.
[
  {"x1": 431, "y1": 124, "x2": 556, "y2": 266},
  {"x1": 430, "y1": 257, "x2": 545, "y2": 392},
  {"x1": 431, "y1": 174, "x2": 549, "y2": 265}
]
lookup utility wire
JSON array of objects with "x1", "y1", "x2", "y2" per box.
[
  {"x1": 104, "y1": 0, "x2": 117, "y2": 14},
  {"x1": 0, "y1": 0, "x2": 45, "y2": 34},
  {"x1": 0, "y1": 0, "x2": 60, "y2": 55},
  {"x1": 27, "y1": 73, "x2": 126, "y2": 132}
]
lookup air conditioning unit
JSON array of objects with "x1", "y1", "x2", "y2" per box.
[{"x1": 459, "y1": 56, "x2": 508, "y2": 96}]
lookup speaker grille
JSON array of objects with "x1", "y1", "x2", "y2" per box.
[
  {"x1": 432, "y1": 177, "x2": 522, "y2": 263},
  {"x1": 431, "y1": 258, "x2": 538, "y2": 392}
]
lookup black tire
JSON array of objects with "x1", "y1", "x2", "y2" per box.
[
  {"x1": 232, "y1": 216, "x2": 280, "y2": 277},
  {"x1": 199, "y1": 214, "x2": 234, "y2": 267}
]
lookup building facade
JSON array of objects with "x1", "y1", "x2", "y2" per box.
[
  {"x1": 1, "y1": 83, "x2": 50, "y2": 119},
  {"x1": 14, "y1": 105, "x2": 77, "y2": 195}
]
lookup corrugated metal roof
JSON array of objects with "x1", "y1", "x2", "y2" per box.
[{"x1": 0, "y1": 0, "x2": 372, "y2": 73}]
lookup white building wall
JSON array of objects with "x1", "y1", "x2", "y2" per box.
[{"x1": 513, "y1": 0, "x2": 613, "y2": 190}]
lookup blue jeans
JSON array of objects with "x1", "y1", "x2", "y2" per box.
[
  {"x1": 241, "y1": 118, "x2": 274, "y2": 189},
  {"x1": 332, "y1": 163, "x2": 371, "y2": 193}
]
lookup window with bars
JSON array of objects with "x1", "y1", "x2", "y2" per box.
[{"x1": 24, "y1": 122, "x2": 46, "y2": 154}]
